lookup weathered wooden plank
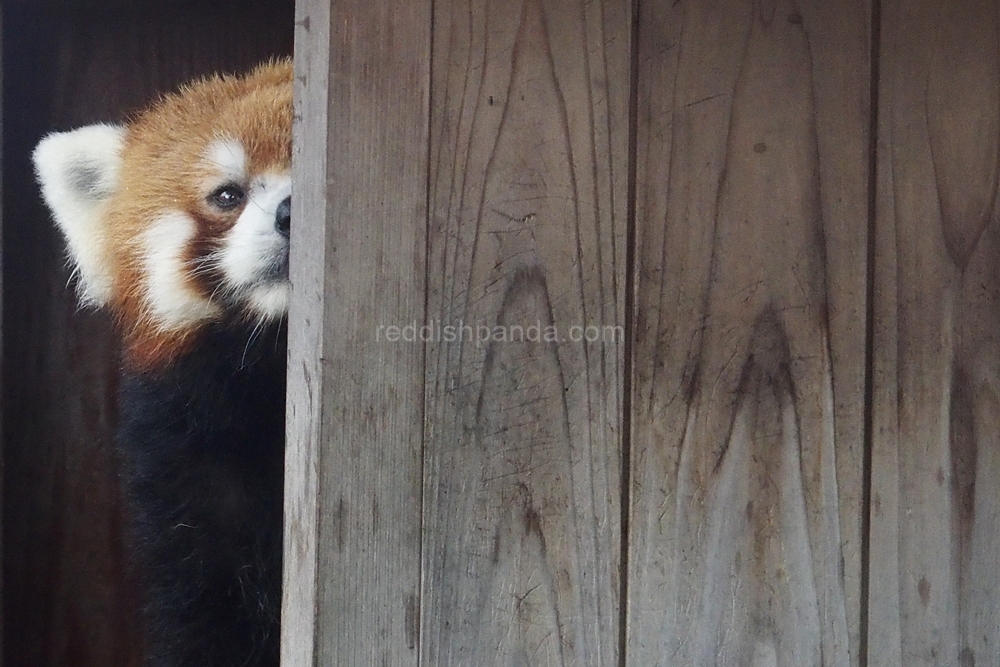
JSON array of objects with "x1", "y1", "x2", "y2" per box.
[
  {"x1": 281, "y1": 1, "x2": 328, "y2": 664},
  {"x1": 627, "y1": 0, "x2": 870, "y2": 664},
  {"x1": 870, "y1": 0, "x2": 1000, "y2": 664},
  {"x1": 282, "y1": 0, "x2": 430, "y2": 664},
  {"x1": 421, "y1": 0, "x2": 630, "y2": 664},
  {"x1": 2, "y1": 6, "x2": 292, "y2": 666}
]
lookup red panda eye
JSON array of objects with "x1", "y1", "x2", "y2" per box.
[{"x1": 208, "y1": 185, "x2": 246, "y2": 210}]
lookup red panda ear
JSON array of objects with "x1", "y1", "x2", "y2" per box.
[{"x1": 33, "y1": 123, "x2": 125, "y2": 308}]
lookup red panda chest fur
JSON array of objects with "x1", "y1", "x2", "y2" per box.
[
  {"x1": 119, "y1": 319, "x2": 287, "y2": 667},
  {"x1": 33, "y1": 61, "x2": 293, "y2": 667}
]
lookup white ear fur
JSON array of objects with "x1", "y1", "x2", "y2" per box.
[{"x1": 33, "y1": 123, "x2": 126, "y2": 307}]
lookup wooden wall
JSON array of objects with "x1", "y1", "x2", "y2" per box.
[
  {"x1": 286, "y1": 0, "x2": 873, "y2": 665},
  {"x1": 1, "y1": 4, "x2": 293, "y2": 666},
  {"x1": 285, "y1": 0, "x2": 995, "y2": 666}
]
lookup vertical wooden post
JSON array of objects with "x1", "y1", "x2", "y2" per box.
[
  {"x1": 871, "y1": 0, "x2": 1000, "y2": 664},
  {"x1": 283, "y1": 0, "x2": 430, "y2": 665},
  {"x1": 627, "y1": 0, "x2": 871, "y2": 663},
  {"x1": 282, "y1": 0, "x2": 328, "y2": 662},
  {"x1": 419, "y1": 0, "x2": 631, "y2": 664}
]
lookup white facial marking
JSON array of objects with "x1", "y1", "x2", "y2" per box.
[
  {"x1": 248, "y1": 283, "x2": 292, "y2": 320},
  {"x1": 205, "y1": 138, "x2": 247, "y2": 185},
  {"x1": 142, "y1": 211, "x2": 220, "y2": 330},
  {"x1": 216, "y1": 172, "x2": 291, "y2": 319},
  {"x1": 32, "y1": 124, "x2": 126, "y2": 306}
]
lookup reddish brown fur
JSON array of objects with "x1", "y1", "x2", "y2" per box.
[{"x1": 104, "y1": 60, "x2": 293, "y2": 369}]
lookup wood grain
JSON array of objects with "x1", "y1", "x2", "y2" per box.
[
  {"x1": 627, "y1": 0, "x2": 870, "y2": 664},
  {"x1": 1, "y1": 5, "x2": 292, "y2": 666},
  {"x1": 421, "y1": 0, "x2": 630, "y2": 664},
  {"x1": 870, "y1": 0, "x2": 1000, "y2": 664},
  {"x1": 282, "y1": 0, "x2": 430, "y2": 664}
]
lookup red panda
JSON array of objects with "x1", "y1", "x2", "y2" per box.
[{"x1": 33, "y1": 61, "x2": 292, "y2": 667}]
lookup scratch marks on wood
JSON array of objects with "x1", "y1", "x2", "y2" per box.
[{"x1": 423, "y1": 0, "x2": 628, "y2": 664}]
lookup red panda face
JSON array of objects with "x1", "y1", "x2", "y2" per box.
[{"x1": 33, "y1": 61, "x2": 293, "y2": 368}]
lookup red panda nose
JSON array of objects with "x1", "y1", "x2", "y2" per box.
[{"x1": 276, "y1": 196, "x2": 291, "y2": 237}]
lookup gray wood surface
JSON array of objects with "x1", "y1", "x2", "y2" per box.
[
  {"x1": 626, "y1": 1, "x2": 870, "y2": 664},
  {"x1": 419, "y1": 0, "x2": 630, "y2": 664},
  {"x1": 870, "y1": 0, "x2": 1000, "y2": 664},
  {"x1": 282, "y1": 0, "x2": 430, "y2": 664}
]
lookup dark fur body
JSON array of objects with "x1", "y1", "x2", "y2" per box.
[{"x1": 117, "y1": 322, "x2": 286, "y2": 667}]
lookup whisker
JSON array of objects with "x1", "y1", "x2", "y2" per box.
[{"x1": 240, "y1": 316, "x2": 268, "y2": 369}]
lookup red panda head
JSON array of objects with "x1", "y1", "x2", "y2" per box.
[{"x1": 33, "y1": 60, "x2": 293, "y2": 369}]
